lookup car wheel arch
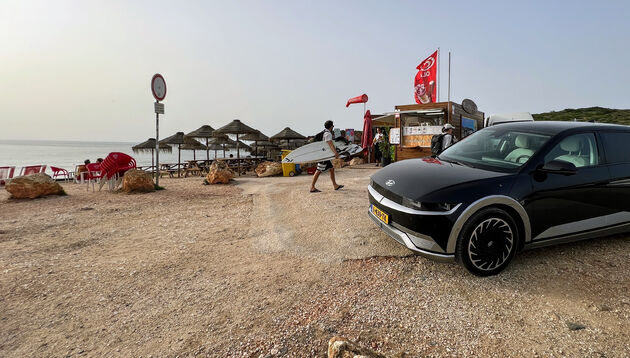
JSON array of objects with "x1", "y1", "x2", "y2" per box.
[{"x1": 446, "y1": 195, "x2": 531, "y2": 254}]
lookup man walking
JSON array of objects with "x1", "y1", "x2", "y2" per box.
[{"x1": 310, "y1": 120, "x2": 344, "y2": 193}]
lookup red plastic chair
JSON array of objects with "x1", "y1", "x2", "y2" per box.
[
  {"x1": 98, "y1": 153, "x2": 137, "y2": 190},
  {"x1": 0, "y1": 166, "x2": 15, "y2": 186},
  {"x1": 51, "y1": 166, "x2": 71, "y2": 181},
  {"x1": 20, "y1": 165, "x2": 47, "y2": 176},
  {"x1": 84, "y1": 163, "x2": 103, "y2": 191}
]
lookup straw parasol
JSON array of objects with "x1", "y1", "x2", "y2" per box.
[
  {"x1": 251, "y1": 140, "x2": 279, "y2": 159},
  {"x1": 241, "y1": 129, "x2": 269, "y2": 157},
  {"x1": 181, "y1": 136, "x2": 207, "y2": 161},
  {"x1": 214, "y1": 119, "x2": 258, "y2": 175},
  {"x1": 227, "y1": 140, "x2": 252, "y2": 152},
  {"x1": 270, "y1": 127, "x2": 306, "y2": 149},
  {"x1": 159, "y1": 131, "x2": 186, "y2": 177},
  {"x1": 132, "y1": 138, "x2": 172, "y2": 172},
  {"x1": 186, "y1": 125, "x2": 215, "y2": 162},
  {"x1": 208, "y1": 133, "x2": 234, "y2": 158}
]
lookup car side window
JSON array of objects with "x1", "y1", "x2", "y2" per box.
[
  {"x1": 600, "y1": 132, "x2": 630, "y2": 164},
  {"x1": 544, "y1": 133, "x2": 599, "y2": 168}
]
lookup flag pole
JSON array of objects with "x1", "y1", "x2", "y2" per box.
[
  {"x1": 448, "y1": 51, "x2": 451, "y2": 104},
  {"x1": 436, "y1": 47, "x2": 442, "y2": 102}
]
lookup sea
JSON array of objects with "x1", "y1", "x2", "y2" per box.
[{"x1": 0, "y1": 139, "x2": 247, "y2": 175}]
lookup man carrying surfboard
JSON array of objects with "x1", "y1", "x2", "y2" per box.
[{"x1": 310, "y1": 120, "x2": 344, "y2": 193}]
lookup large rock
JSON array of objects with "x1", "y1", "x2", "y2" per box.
[
  {"x1": 255, "y1": 161, "x2": 282, "y2": 177},
  {"x1": 121, "y1": 169, "x2": 155, "y2": 193},
  {"x1": 328, "y1": 336, "x2": 386, "y2": 358},
  {"x1": 5, "y1": 173, "x2": 65, "y2": 199},
  {"x1": 349, "y1": 157, "x2": 365, "y2": 166},
  {"x1": 206, "y1": 160, "x2": 234, "y2": 184},
  {"x1": 331, "y1": 158, "x2": 346, "y2": 169}
]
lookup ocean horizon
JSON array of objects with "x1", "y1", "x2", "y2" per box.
[{"x1": 0, "y1": 139, "x2": 249, "y2": 175}]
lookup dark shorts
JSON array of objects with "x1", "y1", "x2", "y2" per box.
[{"x1": 316, "y1": 160, "x2": 333, "y2": 173}]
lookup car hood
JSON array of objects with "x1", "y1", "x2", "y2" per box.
[{"x1": 370, "y1": 158, "x2": 510, "y2": 201}]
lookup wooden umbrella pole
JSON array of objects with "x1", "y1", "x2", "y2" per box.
[
  {"x1": 178, "y1": 145, "x2": 181, "y2": 178},
  {"x1": 236, "y1": 133, "x2": 241, "y2": 176},
  {"x1": 206, "y1": 137, "x2": 210, "y2": 165}
]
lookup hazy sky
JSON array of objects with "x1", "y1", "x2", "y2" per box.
[{"x1": 2, "y1": 0, "x2": 629, "y2": 142}]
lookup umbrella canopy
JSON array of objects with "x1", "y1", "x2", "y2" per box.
[
  {"x1": 269, "y1": 127, "x2": 306, "y2": 141},
  {"x1": 132, "y1": 138, "x2": 172, "y2": 172},
  {"x1": 181, "y1": 136, "x2": 208, "y2": 161},
  {"x1": 187, "y1": 125, "x2": 216, "y2": 161},
  {"x1": 214, "y1": 119, "x2": 258, "y2": 135},
  {"x1": 181, "y1": 136, "x2": 207, "y2": 150},
  {"x1": 214, "y1": 119, "x2": 258, "y2": 175},
  {"x1": 132, "y1": 138, "x2": 172, "y2": 153},
  {"x1": 226, "y1": 140, "x2": 252, "y2": 152},
  {"x1": 186, "y1": 125, "x2": 215, "y2": 138},
  {"x1": 159, "y1": 131, "x2": 186, "y2": 145},
  {"x1": 208, "y1": 134, "x2": 233, "y2": 158},
  {"x1": 240, "y1": 130, "x2": 269, "y2": 141},
  {"x1": 159, "y1": 132, "x2": 186, "y2": 177}
]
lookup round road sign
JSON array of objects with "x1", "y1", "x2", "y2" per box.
[{"x1": 151, "y1": 74, "x2": 167, "y2": 101}]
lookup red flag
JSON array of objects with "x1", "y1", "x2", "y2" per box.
[
  {"x1": 361, "y1": 110, "x2": 372, "y2": 150},
  {"x1": 346, "y1": 94, "x2": 368, "y2": 107},
  {"x1": 414, "y1": 50, "x2": 437, "y2": 104}
]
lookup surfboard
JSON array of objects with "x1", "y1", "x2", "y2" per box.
[{"x1": 282, "y1": 139, "x2": 363, "y2": 164}]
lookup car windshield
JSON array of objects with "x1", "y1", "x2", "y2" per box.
[{"x1": 439, "y1": 127, "x2": 552, "y2": 172}]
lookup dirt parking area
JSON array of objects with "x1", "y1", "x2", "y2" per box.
[{"x1": 1, "y1": 167, "x2": 629, "y2": 357}]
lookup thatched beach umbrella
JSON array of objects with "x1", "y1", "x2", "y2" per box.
[
  {"x1": 159, "y1": 131, "x2": 186, "y2": 177},
  {"x1": 132, "y1": 138, "x2": 172, "y2": 172},
  {"x1": 241, "y1": 129, "x2": 269, "y2": 157},
  {"x1": 227, "y1": 140, "x2": 252, "y2": 152},
  {"x1": 208, "y1": 134, "x2": 234, "y2": 158},
  {"x1": 270, "y1": 127, "x2": 306, "y2": 149},
  {"x1": 186, "y1": 125, "x2": 215, "y2": 162},
  {"x1": 181, "y1": 136, "x2": 207, "y2": 161},
  {"x1": 251, "y1": 140, "x2": 279, "y2": 159},
  {"x1": 214, "y1": 119, "x2": 258, "y2": 175}
]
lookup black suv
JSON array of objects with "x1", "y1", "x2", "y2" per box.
[{"x1": 368, "y1": 121, "x2": 630, "y2": 275}]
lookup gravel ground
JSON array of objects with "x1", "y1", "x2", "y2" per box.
[{"x1": 1, "y1": 167, "x2": 629, "y2": 357}]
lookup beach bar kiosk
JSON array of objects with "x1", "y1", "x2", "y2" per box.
[{"x1": 371, "y1": 100, "x2": 485, "y2": 161}]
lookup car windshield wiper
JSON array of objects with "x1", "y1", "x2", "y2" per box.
[{"x1": 440, "y1": 157, "x2": 474, "y2": 168}]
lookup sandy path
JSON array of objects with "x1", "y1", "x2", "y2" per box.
[{"x1": 1, "y1": 168, "x2": 629, "y2": 357}]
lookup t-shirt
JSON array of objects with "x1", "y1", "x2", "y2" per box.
[
  {"x1": 373, "y1": 133, "x2": 383, "y2": 144},
  {"x1": 323, "y1": 129, "x2": 333, "y2": 142},
  {"x1": 442, "y1": 134, "x2": 457, "y2": 151}
]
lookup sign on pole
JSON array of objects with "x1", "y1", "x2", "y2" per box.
[{"x1": 151, "y1": 73, "x2": 167, "y2": 186}]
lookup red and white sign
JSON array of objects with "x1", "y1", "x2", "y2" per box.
[
  {"x1": 151, "y1": 74, "x2": 167, "y2": 101},
  {"x1": 414, "y1": 51, "x2": 437, "y2": 104}
]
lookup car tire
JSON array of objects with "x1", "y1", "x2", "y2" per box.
[{"x1": 456, "y1": 207, "x2": 519, "y2": 276}]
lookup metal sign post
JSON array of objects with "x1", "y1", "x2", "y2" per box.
[{"x1": 151, "y1": 74, "x2": 167, "y2": 186}]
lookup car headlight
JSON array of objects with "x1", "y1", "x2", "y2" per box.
[{"x1": 402, "y1": 198, "x2": 459, "y2": 212}]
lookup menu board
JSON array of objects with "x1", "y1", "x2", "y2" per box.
[
  {"x1": 389, "y1": 128, "x2": 400, "y2": 145},
  {"x1": 401, "y1": 125, "x2": 442, "y2": 148}
]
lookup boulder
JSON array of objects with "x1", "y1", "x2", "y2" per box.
[
  {"x1": 255, "y1": 161, "x2": 283, "y2": 177},
  {"x1": 206, "y1": 160, "x2": 234, "y2": 184},
  {"x1": 349, "y1": 157, "x2": 365, "y2": 166},
  {"x1": 328, "y1": 336, "x2": 386, "y2": 358},
  {"x1": 121, "y1": 169, "x2": 155, "y2": 193},
  {"x1": 331, "y1": 158, "x2": 346, "y2": 169},
  {"x1": 5, "y1": 173, "x2": 65, "y2": 199}
]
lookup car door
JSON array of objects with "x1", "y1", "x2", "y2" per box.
[
  {"x1": 599, "y1": 131, "x2": 630, "y2": 215},
  {"x1": 524, "y1": 132, "x2": 614, "y2": 241}
]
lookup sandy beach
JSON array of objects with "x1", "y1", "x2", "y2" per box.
[{"x1": 1, "y1": 167, "x2": 629, "y2": 357}]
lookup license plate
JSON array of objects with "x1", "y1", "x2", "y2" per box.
[{"x1": 371, "y1": 204, "x2": 389, "y2": 224}]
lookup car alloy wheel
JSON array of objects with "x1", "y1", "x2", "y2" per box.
[{"x1": 456, "y1": 207, "x2": 519, "y2": 276}]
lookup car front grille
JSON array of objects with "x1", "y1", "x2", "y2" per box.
[{"x1": 371, "y1": 179, "x2": 403, "y2": 205}]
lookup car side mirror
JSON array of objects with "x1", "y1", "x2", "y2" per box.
[{"x1": 539, "y1": 160, "x2": 577, "y2": 175}]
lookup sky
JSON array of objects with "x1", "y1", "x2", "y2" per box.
[{"x1": 2, "y1": 0, "x2": 629, "y2": 142}]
